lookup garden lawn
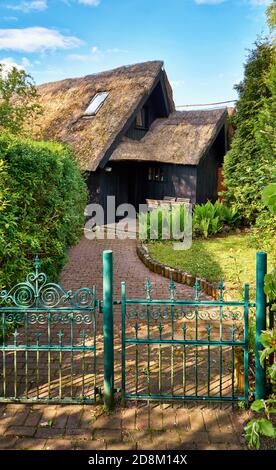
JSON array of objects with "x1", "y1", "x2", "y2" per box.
[{"x1": 147, "y1": 232, "x2": 275, "y2": 299}]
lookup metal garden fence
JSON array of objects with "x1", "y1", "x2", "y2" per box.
[{"x1": 0, "y1": 250, "x2": 270, "y2": 408}]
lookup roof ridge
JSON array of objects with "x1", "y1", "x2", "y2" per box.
[{"x1": 38, "y1": 60, "x2": 164, "y2": 88}]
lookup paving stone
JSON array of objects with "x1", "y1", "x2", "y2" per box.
[
  {"x1": 189, "y1": 410, "x2": 205, "y2": 432},
  {"x1": 74, "y1": 440, "x2": 106, "y2": 450},
  {"x1": 6, "y1": 426, "x2": 36, "y2": 437},
  {"x1": 64, "y1": 428, "x2": 92, "y2": 439},
  {"x1": 216, "y1": 410, "x2": 235, "y2": 431},
  {"x1": 45, "y1": 439, "x2": 74, "y2": 450},
  {"x1": 14, "y1": 438, "x2": 46, "y2": 450},
  {"x1": 0, "y1": 436, "x2": 18, "y2": 449},
  {"x1": 121, "y1": 408, "x2": 136, "y2": 430},
  {"x1": 66, "y1": 410, "x2": 83, "y2": 429},
  {"x1": 228, "y1": 443, "x2": 245, "y2": 450},
  {"x1": 106, "y1": 442, "x2": 136, "y2": 450},
  {"x1": 176, "y1": 442, "x2": 197, "y2": 450},
  {"x1": 35, "y1": 427, "x2": 64, "y2": 439},
  {"x1": 202, "y1": 410, "x2": 220, "y2": 432},
  {"x1": 149, "y1": 405, "x2": 163, "y2": 430},
  {"x1": 175, "y1": 408, "x2": 190, "y2": 431},
  {"x1": 136, "y1": 407, "x2": 149, "y2": 430},
  {"x1": 24, "y1": 411, "x2": 42, "y2": 427},
  {"x1": 162, "y1": 407, "x2": 177, "y2": 429},
  {"x1": 81, "y1": 410, "x2": 98, "y2": 428},
  {"x1": 52, "y1": 414, "x2": 68, "y2": 429},
  {"x1": 92, "y1": 413, "x2": 122, "y2": 430},
  {"x1": 152, "y1": 430, "x2": 181, "y2": 449},
  {"x1": 122, "y1": 430, "x2": 151, "y2": 444},
  {"x1": 94, "y1": 429, "x2": 122, "y2": 443},
  {"x1": 208, "y1": 431, "x2": 240, "y2": 444},
  {"x1": 201, "y1": 443, "x2": 230, "y2": 450}
]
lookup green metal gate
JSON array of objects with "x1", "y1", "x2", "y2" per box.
[
  {"x1": 0, "y1": 257, "x2": 99, "y2": 404},
  {"x1": 121, "y1": 278, "x2": 251, "y2": 402}
]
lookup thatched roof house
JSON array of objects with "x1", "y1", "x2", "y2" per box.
[{"x1": 35, "y1": 61, "x2": 229, "y2": 211}]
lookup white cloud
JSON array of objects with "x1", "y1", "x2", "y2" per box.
[
  {"x1": 78, "y1": 0, "x2": 101, "y2": 5},
  {"x1": 0, "y1": 56, "x2": 31, "y2": 77},
  {"x1": 0, "y1": 27, "x2": 83, "y2": 53},
  {"x1": 6, "y1": 1, "x2": 48, "y2": 13},
  {"x1": 194, "y1": 0, "x2": 226, "y2": 4}
]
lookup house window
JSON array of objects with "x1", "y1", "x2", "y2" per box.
[
  {"x1": 84, "y1": 92, "x2": 109, "y2": 116},
  {"x1": 148, "y1": 167, "x2": 164, "y2": 182},
  {"x1": 135, "y1": 107, "x2": 148, "y2": 129}
]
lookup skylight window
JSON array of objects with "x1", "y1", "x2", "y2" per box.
[{"x1": 84, "y1": 92, "x2": 109, "y2": 116}]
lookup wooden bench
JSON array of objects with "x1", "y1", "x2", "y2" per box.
[{"x1": 146, "y1": 197, "x2": 191, "y2": 211}]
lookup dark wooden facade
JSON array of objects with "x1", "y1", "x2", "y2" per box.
[
  {"x1": 87, "y1": 122, "x2": 226, "y2": 216},
  {"x1": 125, "y1": 80, "x2": 171, "y2": 141}
]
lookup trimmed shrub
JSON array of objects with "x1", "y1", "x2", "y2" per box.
[
  {"x1": 193, "y1": 201, "x2": 240, "y2": 238},
  {"x1": 0, "y1": 134, "x2": 87, "y2": 289}
]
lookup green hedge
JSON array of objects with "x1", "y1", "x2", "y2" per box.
[{"x1": 0, "y1": 134, "x2": 87, "y2": 289}]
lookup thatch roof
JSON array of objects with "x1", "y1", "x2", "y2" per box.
[
  {"x1": 34, "y1": 61, "x2": 174, "y2": 171},
  {"x1": 111, "y1": 108, "x2": 227, "y2": 166}
]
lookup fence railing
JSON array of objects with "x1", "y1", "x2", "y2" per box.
[{"x1": 0, "y1": 251, "x2": 271, "y2": 409}]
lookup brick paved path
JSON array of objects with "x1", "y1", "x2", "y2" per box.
[{"x1": 0, "y1": 238, "x2": 248, "y2": 450}]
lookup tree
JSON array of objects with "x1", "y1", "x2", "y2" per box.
[
  {"x1": 223, "y1": 39, "x2": 274, "y2": 223},
  {"x1": 0, "y1": 65, "x2": 42, "y2": 135}
]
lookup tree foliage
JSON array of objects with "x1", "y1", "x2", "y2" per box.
[
  {"x1": 266, "y1": 0, "x2": 276, "y2": 30},
  {"x1": 0, "y1": 65, "x2": 42, "y2": 135},
  {"x1": 0, "y1": 134, "x2": 87, "y2": 289},
  {"x1": 223, "y1": 38, "x2": 275, "y2": 224}
]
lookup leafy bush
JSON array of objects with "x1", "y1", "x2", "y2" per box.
[
  {"x1": 0, "y1": 133, "x2": 87, "y2": 289},
  {"x1": 139, "y1": 205, "x2": 186, "y2": 241},
  {"x1": 193, "y1": 200, "x2": 239, "y2": 238}
]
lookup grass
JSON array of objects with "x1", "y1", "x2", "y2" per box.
[{"x1": 147, "y1": 232, "x2": 275, "y2": 299}]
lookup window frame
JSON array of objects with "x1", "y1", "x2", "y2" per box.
[
  {"x1": 148, "y1": 166, "x2": 164, "y2": 183},
  {"x1": 83, "y1": 91, "x2": 109, "y2": 116},
  {"x1": 135, "y1": 106, "x2": 148, "y2": 130}
]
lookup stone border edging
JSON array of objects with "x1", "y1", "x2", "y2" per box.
[{"x1": 136, "y1": 242, "x2": 220, "y2": 300}]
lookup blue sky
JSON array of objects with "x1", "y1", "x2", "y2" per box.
[{"x1": 0, "y1": 0, "x2": 270, "y2": 107}]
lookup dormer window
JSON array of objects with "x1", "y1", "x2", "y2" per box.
[
  {"x1": 135, "y1": 106, "x2": 148, "y2": 129},
  {"x1": 84, "y1": 92, "x2": 109, "y2": 116}
]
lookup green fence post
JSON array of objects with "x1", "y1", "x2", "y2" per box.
[
  {"x1": 103, "y1": 250, "x2": 114, "y2": 409},
  {"x1": 121, "y1": 281, "x2": 126, "y2": 405},
  {"x1": 255, "y1": 251, "x2": 267, "y2": 400},
  {"x1": 243, "y1": 283, "x2": 249, "y2": 403}
]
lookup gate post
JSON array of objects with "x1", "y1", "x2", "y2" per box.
[
  {"x1": 255, "y1": 251, "x2": 267, "y2": 400},
  {"x1": 103, "y1": 250, "x2": 114, "y2": 409}
]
